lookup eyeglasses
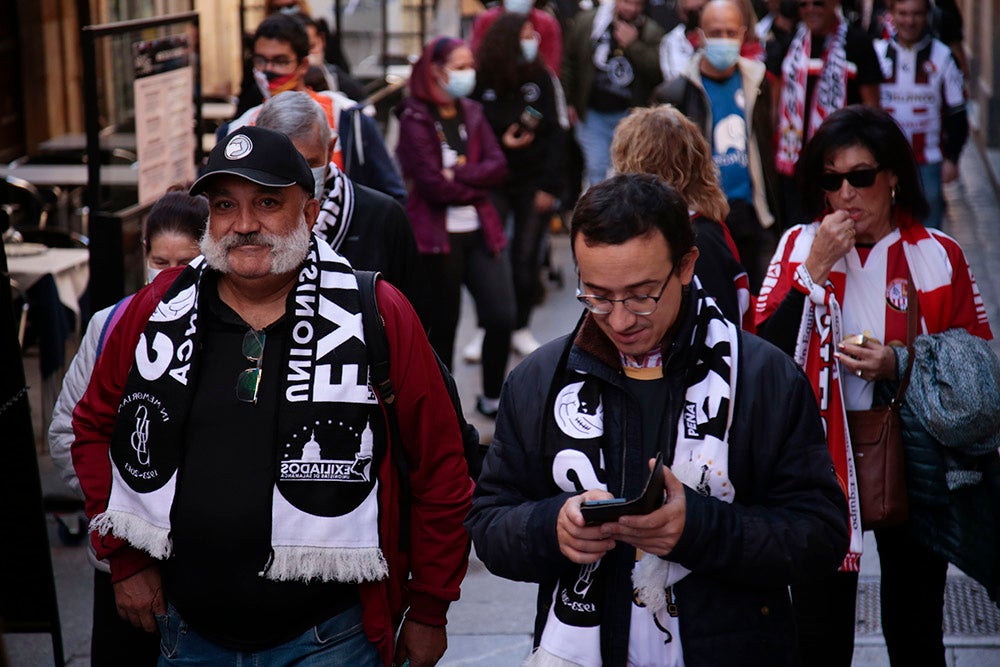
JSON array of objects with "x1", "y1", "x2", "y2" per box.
[
  {"x1": 817, "y1": 167, "x2": 883, "y2": 192},
  {"x1": 251, "y1": 55, "x2": 298, "y2": 70},
  {"x1": 576, "y1": 270, "x2": 675, "y2": 316},
  {"x1": 236, "y1": 328, "x2": 266, "y2": 404}
]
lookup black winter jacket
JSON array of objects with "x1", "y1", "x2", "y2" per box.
[{"x1": 467, "y1": 293, "x2": 849, "y2": 666}]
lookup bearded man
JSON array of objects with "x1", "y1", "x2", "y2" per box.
[{"x1": 72, "y1": 126, "x2": 472, "y2": 667}]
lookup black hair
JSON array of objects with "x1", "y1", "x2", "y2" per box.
[
  {"x1": 144, "y1": 190, "x2": 209, "y2": 253},
  {"x1": 254, "y1": 13, "x2": 310, "y2": 61},
  {"x1": 570, "y1": 173, "x2": 694, "y2": 268},
  {"x1": 798, "y1": 105, "x2": 930, "y2": 223},
  {"x1": 475, "y1": 12, "x2": 545, "y2": 96}
]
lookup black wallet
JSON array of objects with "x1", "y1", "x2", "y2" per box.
[{"x1": 580, "y1": 452, "x2": 665, "y2": 526}]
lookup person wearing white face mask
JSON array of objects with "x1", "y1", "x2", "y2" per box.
[
  {"x1": 469, "y1": 13, "x2": 565, "y2": 361},
  {"x1": 653, "y1": 0, "x2": 781, "y2": 292},
  {"x1": 471, "y1": 0, "x2": 565, "y2": 76},
  {"x1": 255, "y1": 91, "x2": 430, "y2": 327},
  {"x1": 47, "y1": 188, "x2": 207, "y2": 667},
  {"x1": 395, "y1": 37, "x2": 516, "y2": 418}
]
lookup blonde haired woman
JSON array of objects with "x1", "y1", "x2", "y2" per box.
[{"x1": 611, "y1": 104, "x2": 752, "y2": 329}]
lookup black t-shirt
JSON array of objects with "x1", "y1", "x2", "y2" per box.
[
  {"x1": 819, "y1": 25, "x2": 882, "y2": 105},
  {"x1": 430, "y1": 104, "x2": 468, "y2": 163},
  {"x1": 163, "y1": 273, "x2": 357, "y2": 650}
]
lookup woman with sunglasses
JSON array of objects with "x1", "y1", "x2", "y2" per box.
[{"x1": 756, "y1": 105, "x2": 993, "y2": 667}]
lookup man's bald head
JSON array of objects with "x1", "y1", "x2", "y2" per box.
[{"x1": 701, "y1": 0, "x2": 745, "y2": 29}]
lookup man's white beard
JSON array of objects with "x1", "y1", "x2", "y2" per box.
[{"x1": 200, "y1": 219, "x2": 311, "y2": 275}]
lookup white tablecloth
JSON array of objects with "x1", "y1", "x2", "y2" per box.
[{"x1": 8, "y1": 247, "x2": 89, "y2": 321}]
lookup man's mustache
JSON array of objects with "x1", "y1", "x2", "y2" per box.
[{"x1": 219, "y1": 232, "x2": 275, "y2": 249}]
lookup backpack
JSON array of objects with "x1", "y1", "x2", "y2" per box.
[{"x1": 355, "y1": 270, "x2": 485, "y2": 549}]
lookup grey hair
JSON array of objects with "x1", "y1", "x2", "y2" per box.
[{"x1": 255, "y1": 91, "x2": 331, "y2": 149}]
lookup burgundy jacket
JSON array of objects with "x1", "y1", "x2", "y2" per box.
[
  {"x1": 72, "y1": 266, "x2": 473, "y2": 665},
  {"x1": 395, "y1": 96, "x2": 508, "y2": 256}
]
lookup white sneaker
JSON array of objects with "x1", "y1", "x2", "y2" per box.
[
  {"x1": 511, "y1": 328, "x2": 541, "y2": 356},
  {"x1": 462, "y1": 329, "x2": 484, "y2": 364}
]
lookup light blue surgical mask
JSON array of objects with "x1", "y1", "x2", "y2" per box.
[
  {"x1": 146, "y1": 266, "x2": 162, "y2": 284},
  {"x1": 444, "y1": 68, "x2": 476, "y2": 99},
  {"x1": 504, "y1": 0, "x2": 534, "y2": 14},
  {"x1": 703, "y1": 38, "x2": 742, "y2": 71},
  {"x1": 520, "y1": 37, "x2": 539, "y2": 63},
  {"x1": 311, "y1": 165, "x2": 328, "y2": 200}
]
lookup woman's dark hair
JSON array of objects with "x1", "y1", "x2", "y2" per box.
[
  {"x1": 144, "y1": 189, "x2": 209, "y2": 253},
  {"x1": 571, "y1": 173, "x2": 694, "y2": 268},
  {"x1": 254, "y1": 13, "x2": 310, "y2": 62},
  {"x1": 798, "y1": 105, "x2": 929, "y2": 224},
  {"x1": 475, "y1": 13, "x2": 544, "y2": 96}
]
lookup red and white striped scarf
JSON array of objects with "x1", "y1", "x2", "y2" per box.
[
  {"x1": 756, "y1": 216, "x2": 992, "y2": 569},
  {"x1": 776, "y1": 22, "x2": 850, "y2": 176}
]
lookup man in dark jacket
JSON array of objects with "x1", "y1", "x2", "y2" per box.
[
  {"x1": 653, "y1": 0, "x2": 781, "y2": 291},
  {"x1": 466, "y1": 174, "x2": 848, "y2": 666}
]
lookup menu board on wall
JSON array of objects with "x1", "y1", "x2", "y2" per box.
[{"x1": 133, "y1": 34, "x2": 197, "y2": 205}]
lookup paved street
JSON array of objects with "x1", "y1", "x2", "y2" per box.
[{"x1": 6, "y1": 143, "x2": 1000, "y2": 666}]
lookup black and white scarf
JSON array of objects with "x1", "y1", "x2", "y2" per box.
[
  {"x1": 92, "y1": 234, "x2": 388, "y2": 584},
  {"x1": 312, "y1": 162, "x2": 356, "y2": 252},
  {"x1": 530, "y1": 288, "x2": 738, "y2": 666}
]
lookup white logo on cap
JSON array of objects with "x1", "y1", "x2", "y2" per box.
[{"x1": 224, "y1": 134, "x2": 253, "y2": 160}]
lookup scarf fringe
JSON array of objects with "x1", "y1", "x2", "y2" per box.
[
  {"x1": 632, "y1": 553, "x2": 670, "y2": 614},
  {"x1": 262, "y1": 546, "x2": 388, "y2": 583},
  {"x1": 523, "y1": 647, "x2": 585, "y2": 667},
  {"x1": 91, "y1": 510, "x2": 172, "y2": 560}
]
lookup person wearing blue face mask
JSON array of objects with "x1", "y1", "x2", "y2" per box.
[
  {"x1": 469, "y1": 13, "x2": 565, "y2": 362},
  {"x1": 653, "y1": 0, "x2": 781, "y2": 292},
  {"x1": 395, "y1": 37, "x2": 516, "y2": 418}
]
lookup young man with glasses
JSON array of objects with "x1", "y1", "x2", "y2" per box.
[
  {"x1": 769, "y1": 0, "x2": 882, "y2": 227},
  {"x1": 231, "y1": 12, "x2": 407, "y2": 202},
  {"x1": 467, "y1": 173, "x2": 848, "y2": 666},
  {"x1": 72, "y1": 126, "x2": 472, "y2": 667}
]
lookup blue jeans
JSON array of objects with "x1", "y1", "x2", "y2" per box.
[
  {"x1": 919, "y1": 161, "x2": 944, "y2": 229},
  {"x1": 575, "y1": 108, "x2": 629, "y2": 189},
  {"x1": 156, "y1": 603, "x2": 380, "y2": 666}
]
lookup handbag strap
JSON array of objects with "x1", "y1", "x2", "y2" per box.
[{"x1": 891, "y1": 270, "x2": 919, "y2": 407}]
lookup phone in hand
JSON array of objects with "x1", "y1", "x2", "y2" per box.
[
  {"x1": 580, "y1": 453, "x2": 665, "y2": 526},
  {"x1": 517, "y1": 105, "x2": 543, "y2": 133}
]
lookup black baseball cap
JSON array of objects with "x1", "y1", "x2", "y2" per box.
[{"x1": 190, "y1": 126, "x2": 314, "y2": 197}]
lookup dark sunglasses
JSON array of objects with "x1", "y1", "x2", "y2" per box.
[
  {"x1": 236, "y1": 329, "x2": 266, "y2": 404},
  {"x1": 818, "y1": 167, "x2": 882, "y2": 192}
]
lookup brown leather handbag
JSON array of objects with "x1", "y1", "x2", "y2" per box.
[{"x1": 846, "y1": 277, "x2": 918, "y2": 530}]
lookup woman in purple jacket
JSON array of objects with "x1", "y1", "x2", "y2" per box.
[{"x1": 395, "y1": 36, "x2": 515, "y2": 417}]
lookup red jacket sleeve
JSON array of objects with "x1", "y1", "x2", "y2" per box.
[
  {"x1": 378, "y1": 280, "x2": 473, "y2": 625},
  {"x1": 71, "y1": 269, "x2": 181, "y2": 582}
]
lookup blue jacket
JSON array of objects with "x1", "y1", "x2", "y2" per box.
[{"x1": 467, "y1": 293, "x2": 849, "y2": 666}]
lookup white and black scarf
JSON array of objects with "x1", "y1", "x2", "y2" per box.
[
  {"x1": 312, "y1": 162, "x2": 356, "y2": 252},
  {"x1": 529, "y1": 288, "x2": 739, "y2": 666},
  {"x1": 92, "y1": 235, "x2": 388, "y2": 584}
]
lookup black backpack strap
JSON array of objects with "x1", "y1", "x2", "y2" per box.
[{"x1": 356, "y1": 269, "x2": 411, "y2": 551}]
